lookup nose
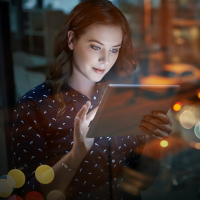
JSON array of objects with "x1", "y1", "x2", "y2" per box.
[{"x1": 98, "y1": 50, "x2": 109, "y2": 65}]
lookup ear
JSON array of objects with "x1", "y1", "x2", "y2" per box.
[{"x1": 68, "y1": 30, "x2": 75, "y2": 50}]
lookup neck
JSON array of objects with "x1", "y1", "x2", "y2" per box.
[{"x1": 68, "y1": 69, "x2": 96, "y2": 100}]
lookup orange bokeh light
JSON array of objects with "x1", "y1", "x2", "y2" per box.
[
  {"x1": 160, "y1": 140, "x2": 168, "y2": 147},
  {"x1": 194, "y1": 143, "x2": 200, "y2": 149},
  {"x1": 173, "y1": 102, "x2": 182, "y2": 111},
  {"x1": 198, "y1": 92, "x2": 200, "y2": 99}
]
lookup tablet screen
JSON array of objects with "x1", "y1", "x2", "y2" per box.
[{"x1": 86, "y1": 84, "x2": 179, "y2": 138}]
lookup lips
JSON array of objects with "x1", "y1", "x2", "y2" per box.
[{"x1": 92, "y1": 67, "x2": 105, "y2": 74}]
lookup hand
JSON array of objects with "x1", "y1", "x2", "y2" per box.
[
  {"x1": 139, "y1": 111, "x2": 172, "y2": 141},
  {"x1": 73, "y1": 101, "x2": 98, "y2": 156}
]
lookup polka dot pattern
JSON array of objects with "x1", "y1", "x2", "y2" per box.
[{"x1": 11, "y1": 82, "x2": 145, "y2": 199}]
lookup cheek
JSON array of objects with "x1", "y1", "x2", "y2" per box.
[
  {"x1": 74, "y1": 45, "x2": 97, "y2": 66},
  {"x1": 108, "y1": 54, "x2": 119, "y2": 68}
]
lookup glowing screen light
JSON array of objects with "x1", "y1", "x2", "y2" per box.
[
  {"x1": 0, "y1": 179, "x2": 13, "y2": 198},
  {"x1": 47, "y1": 190, "x2": 66, "y2": 200},
  {"x1": 160, "y1": 140, "x2": 168, "y2": 147},
  {"x1": 180, "y1": 111, "x2": 196, "y2": 129},
  {"x1": 35, "y1": 165, "x2": 54, "y2": 184},
  {"x1": 194, "y1": 122, "x2": 200, "y2": 139},
  {"x1": 8, "y1": 169, "x2": 25, "y2": 188},
  {"x1": 8, "y1": 195, "x2": 23, "y2": 200},
  {"x1": 173, "y1": 102, "x2": 182, "y2": 111},
  {"x1": 25, "y1": 191, "x2": 43, "y2": 200}
]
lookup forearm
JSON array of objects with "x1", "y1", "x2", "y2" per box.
[
  {"x1": 40, "y1": 147, "x2": 86, "y2": 196},
  {"x1": 134, "y1": 138, "x2": 161, "y2": 190}
]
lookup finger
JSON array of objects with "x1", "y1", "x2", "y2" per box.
[
  {"x1": 139, "y1": 123, "x2": 169, "y2": 139},
  {"x1": 86, "y1": 106, "x2": 99, "y2": 122},
  {"x1": 152, "y1": 111, "x2": 172, "y2": 125},
  {"x1": 77, "y1": 101, "x2": 91, "y2": 122},
  {"x1": 74, "y1": 116, "x2": 81, "y2": 137},
  {"x1": 143, "y1": 116, "x2": 172, "y2": 133}
]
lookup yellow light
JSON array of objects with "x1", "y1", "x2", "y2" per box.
[
  {"x1": 180, "y1": 111, "x2": 196, "y2": 129},
  {"x1": 173, "y1": 102, "x2": 182, "y2": 111},
  {"x1": 35, "y1": 165, "x2": 54, "y2": 184},
  {"x1": 47, "y1": 190, "x2": 66, "y2": 200},
  {"x1": 198, "y1": 92, "x2": 200, "y2": 99},
  {"x1": 160, "y1": 140, "x2": 168, "y2": 147},
  {"x1": 8, "y1": 169, "x2": 25, "y2": 188},
  {"x1": 0, "y1": 179, "x2": 13, "y2": 198},
  {"x1": 194, "y1": 143, "x2": 200, "y2": 150}
]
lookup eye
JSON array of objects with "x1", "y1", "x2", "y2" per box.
[
  {"x1": 91, "y1": 45, "x2": 101, "y2": 50},
  {"x1": 110, "y1": 49, "x2": 119, "y2": 53}
]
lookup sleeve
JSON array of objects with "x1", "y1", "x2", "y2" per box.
[{"x1": 11, "y1": 99, "x2": 49, "y2": 198}]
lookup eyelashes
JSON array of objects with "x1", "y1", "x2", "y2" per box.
[{"x1": 91, "y1": 45, "x2": 119, "y2": 53}]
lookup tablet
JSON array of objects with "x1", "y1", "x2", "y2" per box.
[{"x1": 86, "y1": 84, "x2": 180, "y2": 138}]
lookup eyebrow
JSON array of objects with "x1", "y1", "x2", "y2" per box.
[{"x1": 88, "y1": 39, "x2": 121, "y2": 47}]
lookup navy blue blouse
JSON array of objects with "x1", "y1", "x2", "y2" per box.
[{"x1": 11, "y1": 82, "x2": 146, "y2": 200}]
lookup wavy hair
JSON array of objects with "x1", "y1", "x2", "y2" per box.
[{"x1": 46, "y1": 0, "x2": 136, "y2": 117}]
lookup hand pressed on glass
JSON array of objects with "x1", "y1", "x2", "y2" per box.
[
  {"x1": 139, "y1": 111, "x2": 172, "y2": 140},
  {"x1": 73, "y1": 101, "x2": 98, "y2": 156}
]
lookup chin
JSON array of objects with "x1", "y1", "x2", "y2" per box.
[{"x1": 89, "y1": 75, "x2": 104, "y2": 83}]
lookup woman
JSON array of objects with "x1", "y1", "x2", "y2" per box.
[{"x1": 11, "y1": 0, "x2": 172, "y2": 199}]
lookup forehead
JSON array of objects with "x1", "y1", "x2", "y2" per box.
[{"x1": 79, "y1": 24, "x2": 123, "y2": 45}]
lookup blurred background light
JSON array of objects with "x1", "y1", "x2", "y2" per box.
[
  {"x1": 198, "y1": 92, "x2": 200, "y2": 99},
  {"x1": 194, "y1": 143, "x2": 200, "y2": 150},
  {"x1": 35, "y1": 165, "x2": 54, "y2": 184},
  {"x1": 194, "y1": 122, "x2": 200, "y2": 139},
  {"x1": 8, "y1": 169, "x2": 25, "y2": 188},
  {"x1": 0, "y1": 175, "x2": 15, "y2": 189},
  {"x1": 180, "y1": 111, "x2": 196, "y2": 129},
  {"x1": 160, "y1": 140, "x2": 168, "y2": 147},
  {"x1": 0, "y1": 179, "x2": 13, "y2": 198},
  {"x1": 8, "y1": 195, "x2": 23, "y2": 200},
  {"x1": 25, "y1": 191, "x2": 43, "y2": 200},
  {"x1": 46, "y1": 190, "x2": 66, "y2": 200},
  {"x1": 173, "y1": 102, "x2": 182, "y2": 111}
]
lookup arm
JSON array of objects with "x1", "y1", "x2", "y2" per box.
[
  {"x1": 40, "y1": 101, "x2": 98, "y2": 196},
  {"x1": 136, "y1": 111, "x2": 172, "y2": 190},
  {"x1": 120, "y1": 112, "x2": 172, "y2": 192},
  {"x1": 12, "y1": 100, "x2": 97, "y2": 197}
]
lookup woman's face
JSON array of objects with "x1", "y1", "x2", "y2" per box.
[{"x1": 68, "y1": 24, "x2": 123, "y2": 82}]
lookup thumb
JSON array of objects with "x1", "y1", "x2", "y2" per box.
[{"x1": 86, "y1": 106, "x2": 99, "y2": 122}]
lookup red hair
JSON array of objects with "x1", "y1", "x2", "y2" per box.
[{"x1": 46, "y1": 0, "x2": 136, "y2": 117}]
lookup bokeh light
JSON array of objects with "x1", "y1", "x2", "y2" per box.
[
  {"x1": 46, "y1": 190, "x2": 66, "y2": 200},
  {"x1": 180, "y1": 111, "x2": 196, "y2": 129},
  {"x1": 160, "y1": 140, "x2": 168, "y2": 148},
  {"x1": 8, "y1": 195, "x2": 23, "y2": 200},
  {"x1": 194, "y1": 122, "x2": 200, "y2": 139},
  {"x1": 0, "y1": 179, "x2": 13, "y2": 198},
  {"x1": 173, "y1": 102, "x2": 182, "y2": 111},
  {"x1": 198, "y1": 92, "x2": 200, "y2": 99},
  {"x1": 0, "y1": 175, "x2": 15, "y2": 188},
  {"x1": 25, "y1": 191, "x2": 43, "y2": 200},
  {"x1": 8, "y1": 169, "x2": 25, "y2": 188},
  {"x1": 35, "y1": 165, "x2": 54, "y2": 184},
  {"x1": 194, "y1": 143, "x2": 200, "y2": 150}
]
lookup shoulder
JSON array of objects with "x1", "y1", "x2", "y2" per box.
[
  {"x1": 13, "y1": 82, "x2": 54, "y2": 116},
  {"x1": 18, "y1": 82, "x2": 52, "y2": 104}
]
